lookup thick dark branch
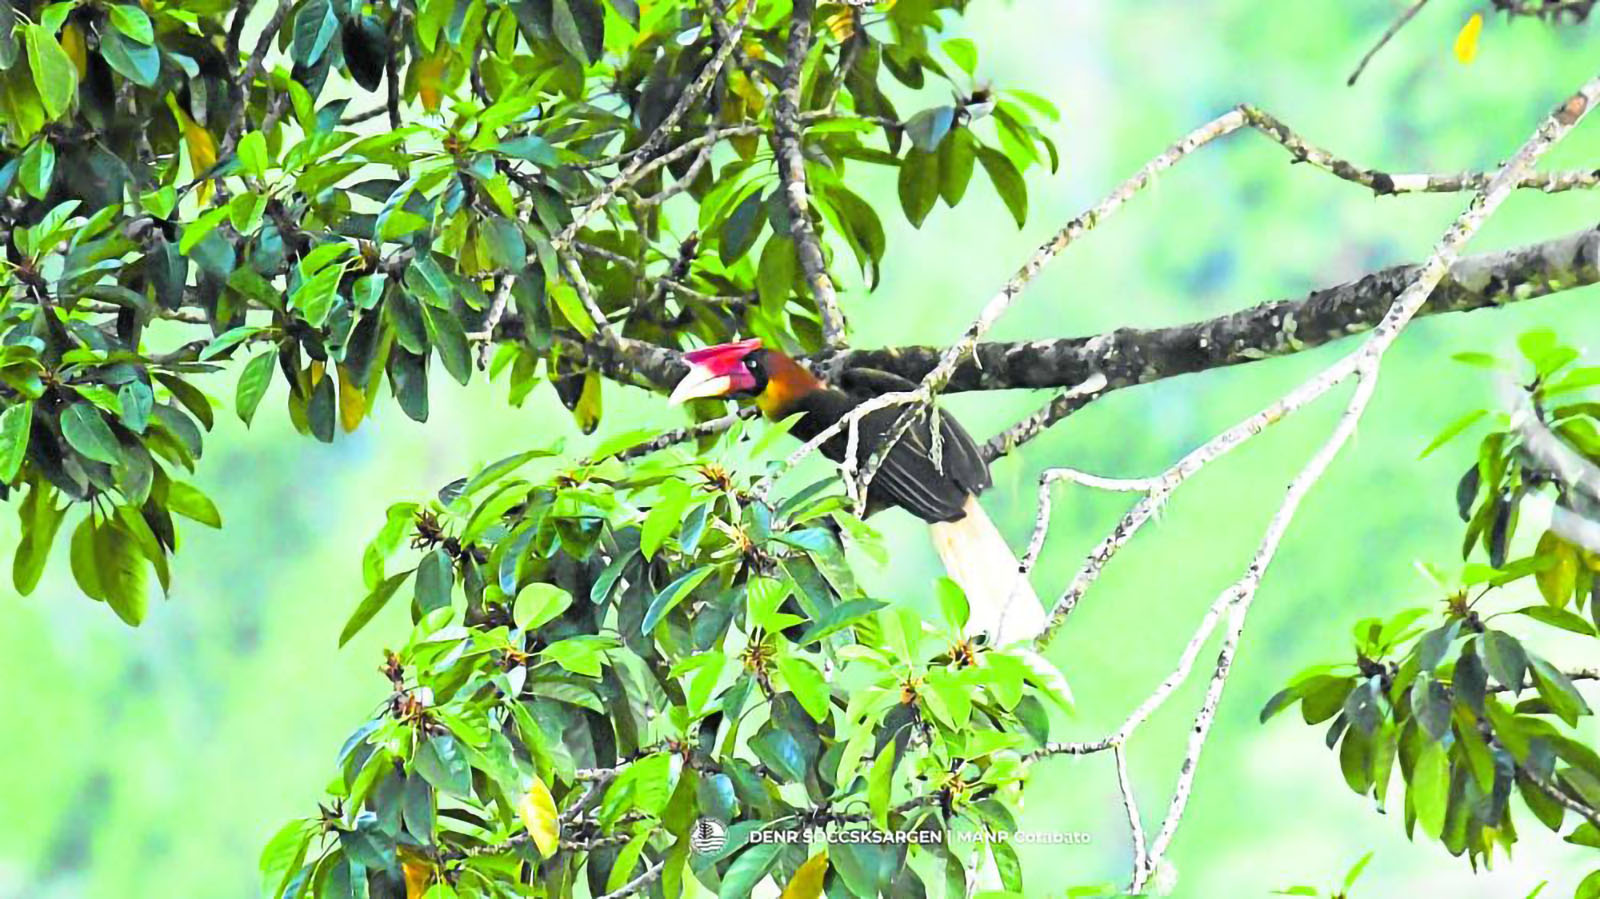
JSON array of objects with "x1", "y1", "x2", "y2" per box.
[
  {"x1": 529, "y1": 222, "x2": 1600, "y2": 421},
  {"x1": 821, "y1": 222, "x2": 1600, "y2": 393}
]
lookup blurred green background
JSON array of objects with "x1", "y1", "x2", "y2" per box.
[{"x1": 3, "y1": 0, "x2": 1599, "y2": 895}]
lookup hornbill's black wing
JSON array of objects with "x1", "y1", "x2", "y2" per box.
[{"x1": 830, "y1": 368, "x2": 992, "y2": 523}]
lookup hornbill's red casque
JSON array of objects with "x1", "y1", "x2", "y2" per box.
[{"x1": 669, "y1": 339, "x2": 1045, "y2": 644}]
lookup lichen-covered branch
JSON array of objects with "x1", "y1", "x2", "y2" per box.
[{"x1": 775, "y1": 0, "x2": 848, "y2": 348}]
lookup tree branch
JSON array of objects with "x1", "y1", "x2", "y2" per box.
[{"x1": 775, "y1": 0, "x2": 849, "y2": 348}]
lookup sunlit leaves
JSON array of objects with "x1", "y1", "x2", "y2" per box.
[
  {"x1": 516, "y1": 777, "x2": 561, "y2": 858},
  {"x1": 24, "y1": 25, "x2": 75, "y2": 120},
  {"x1": 0, "y1": 401, "x2": 31, "y2": 483}
]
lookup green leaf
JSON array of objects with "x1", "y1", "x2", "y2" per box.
[
  {"x1": 99, "y1": 28, "x2": 160, "y2": 87},
  {"x1": 1419, "y1": 408, "x2": 1486, "y2": 458},
  {"x1": 60, "y1": 402, "x2": 122, "y2": 464},
  {"x1": 237, "y1": 131, "x2": 269, "y2": 178},
  {"x1": 943, "y1": 38, "x2": 977, "y2": 75},
  {"x1": 12, "y1": 483, "x2": 64, "y2": 595},
  {"x1": 1410, "y1": 740, "x2": 1450, "y2": 838},
  {"x1": 775, "y1": 654, "x2": 829, "y2": 723},
  {"x1": 96, "y1": 519, "x2": 149, "y2": 625},
  {"x1": 641, "y1": 566, "x2": 715, "y2": 633},
  {"x1": 1342, "y1": 851, "x2": 1373, "y2": 892},
  {"x1": 896, "y1": 149, "x2": 939, "y2": 228},
  {"x1": 718, "y1": 843, "x2": 781, "y2": 899},
  {"x1": 415, "y1": 548, "x2": 454, "y2": 614},
  {"x1": 938, "y1": 127, "x2": 978, "y2": 206},
  {"x1": 413, "y1": 734, "x2": 471, "y2": 798},
  {"x1": 165, "y1": 480, "x2": 221, "y2": 528},
  {"x1": 291, "y1": 0, "x2": 338, "y2": 67},
  {"x1": 977, "y1": 147, "x2": 1027, "y2": 228},
  {"x1": 756, "y1": 235, "x2": 798, "y2": 314},
  {"x1": 1483, "y1": 630, "x2": 1527, "y2": 691},
  {"x1": 935, "y1": 576, "x2": 969, "y2": 631},
  {"x1": 421, "y1": 303, "x2": 471, "y2": 386},
  {"x1": 108, "y1": 5, "x2": 154, "y2": 44},
  {"x1": 70, "y1": 515, "x2": 103, "y2": 600},
  {"x1": 259, "y1": 819, "x2": 314, "y2": 899},
  {"x1": 0, "y1": 401, "x2": 31, "y2": 483},
  {"x1": 180, "y1": 206, "x2": 231, "y2": 255},
  {"x1": 1530, "y1": 656, "x2": 1591, "y2": 726},
  {"x1": 308, "y1": 369, "x2": 336, "y2": 443},
  {"x1": 18, "y1": 139, "x2": 54, "y2": 199},
  {"x1": 1579, "y1": 870, "x2": 1600, "y2": 899},
  {"x1": 236, "y1": 352, "x2": 275, "y2": 426},
  {"x1": 719, "y1": 188, "x2": 767, "y2": 265},
  {"x1": 514, "y1": 582, "x2": 572, "y2": 631},
  {"x1": 641, "y1": 479, "x2": 691, "y2": 559},
  {"x1": 341, "y1": 569, "x2": 412, "y2": 646},
  {"x1": 551, "y1": 0, "x2": 603, "y2": 64},
  {"x1": 867, "y1": 741, "x2": 895, "y2": 829},
  {"x1": 25, "y1": 25, "x2": 76, "y2": 119}
]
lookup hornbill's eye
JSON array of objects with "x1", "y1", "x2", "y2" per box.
[{"x1": 744, "y1": 356, "x2": 761, "y2": 374}]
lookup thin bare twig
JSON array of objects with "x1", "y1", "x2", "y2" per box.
[
  {"x1": 1347, "y1": 0, "x2": 1432, "y2": 86},
  {"x1": 1130, "y1": 76, "x2": 1600, "y2": 893}
]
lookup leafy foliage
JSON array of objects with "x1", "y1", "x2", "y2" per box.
[
  {"x1": 1265, "y1": 328, "x2": 1600, "y2": 883},
  {"x1": 263, "y1": 430, "x2": 1071, "y2": 896},
  {"x1": 0, "y1": 0, "x2": 1055, "y2": 616}
]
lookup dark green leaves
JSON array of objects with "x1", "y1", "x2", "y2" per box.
[
  {"x1": 292, "y1": 0, "x2": 339, "y2": 67},
  {"x1": 717, "y1": 843, "x2": 781, "y2": 899},
  {"x1": 1483, "y1": 630, "x2": 1527, "y2": 691},
  {"x1": 60, "y1": 403, "x2": 122, "y2": 465},
  {"x1": 897, "y1": 149, "x2": 939, "y2": 228},
  {"x1": 340, "y1": 570, "x2": 413, "y2": 646},
  {"x1": 413, "y1": 734, "x2": 471, "y2": 798},
  {"x1": 95, "y1": 517, "x2": 148, "y2": 625},
  {"x1": 720, "y1": 189, "x2": 767, "y2": 265},
  {"x1": 237, "y1": 353, "x2": 276, "y2": 426},
  {"x1": 0, "y1": 401, "x2": 31, "y2": 483},
  {"x1": 977, "y1": 148, "x2": 1027, "y2": 228},
  {"x1": 641, "y1": 566, "x2": 714, "y2": 633},
  {"x1": 100, "y1": 28, "x2": 160, "y2": 87},
  {"x1": 552, "y1": 0, "x2": 604, "y2": 64},
  {"x1": 415, "y1": 548, "x2": 454, "y2": 614}
]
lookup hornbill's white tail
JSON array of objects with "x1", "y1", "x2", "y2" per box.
[{"x1": 929, "y1": 496, "x2": 1046, "y2": 645}]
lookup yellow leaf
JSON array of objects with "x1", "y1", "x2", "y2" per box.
[
  {"x1": 415, "y1": 55, "x2": 448, "y2": 112},
  {"x1": 1535, "y1": 530, "x2": 1578, "y2": 608},
  {"x1": 780, "y1": 852, "x2": 828, "y2": 899},
  {"x1": 574, "y1": 372, "x2": 602, "y2": 435},
  {"x1": 401, "y1": 859, "x2": 433, "y2": 899},
  {"x1": 176, "y1": 107, "x2": 218, "y2": 205},
  {"x1": 337, "y1": 364, "x2": 366, "y2": 432},
  {"x1": 516, "y1": 777, "x2": 561, "y2": 858},
  {"x1": 60, "y1": 24, "x2": 88, "y2": 79},
  {"x1": 824, "y1": 8, "x2": 855, "y2": 41},
  {"x1": 1454, "y1": 13, "x2": 1482, "y2": 65}
]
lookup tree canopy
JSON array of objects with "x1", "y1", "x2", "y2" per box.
[{"x1": 2, "y1": 0, "x2": 1600, "y2": 896}]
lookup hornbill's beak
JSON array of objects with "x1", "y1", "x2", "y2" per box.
[{"x1": 668, "y1": 339, "x2": 763, "y2": 406}]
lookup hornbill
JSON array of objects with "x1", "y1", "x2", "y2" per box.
[{"x1": 669, "y1": 339, "x2": 1046, "y2": 644}]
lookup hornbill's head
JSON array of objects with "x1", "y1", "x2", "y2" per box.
[{"x1": 668, "y1": 339, "x2": 821, "y2": 418}]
